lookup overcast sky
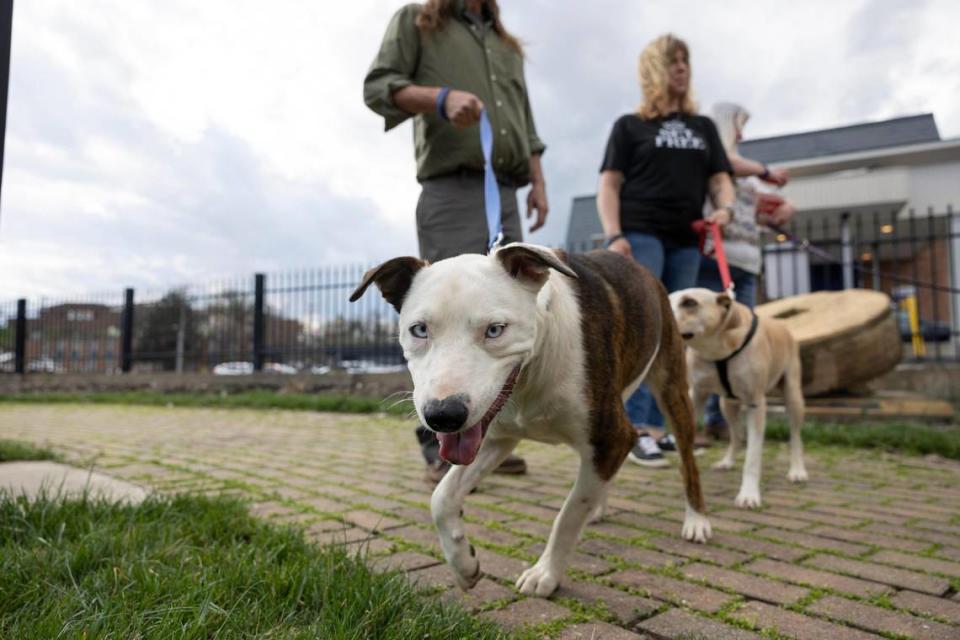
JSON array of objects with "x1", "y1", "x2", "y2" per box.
[{"x1": 2, "y1": 0, "x2": 959, "y2": 300}]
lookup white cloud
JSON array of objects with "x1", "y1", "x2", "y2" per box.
[{"x1": 2, "y1": 0, "x2": 958, "y2": 300}]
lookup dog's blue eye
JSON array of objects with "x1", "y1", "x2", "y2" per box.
[
  {"x1": 485, "y1": 323, "x2": 506, "y2": 339},
  {"x1": 409, "y1": 322, "x2": 428, "y2": 339}
]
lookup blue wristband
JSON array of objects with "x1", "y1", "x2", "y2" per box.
[{"x1": 436, "y1": 86, "x2": 451, "y2": 121}]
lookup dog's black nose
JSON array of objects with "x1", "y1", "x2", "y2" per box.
[
  {"x1": 424, "y1": 396, "x2": 469, "y2": 433},
  {"x1": 681, "y1": 332, "x2": 694, "y2": 340}
]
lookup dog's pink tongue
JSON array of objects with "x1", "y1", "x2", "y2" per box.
[{"x1": 437, "y1": 423, "x2": 483, "y2": 465}]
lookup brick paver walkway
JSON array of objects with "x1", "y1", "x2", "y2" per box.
[{"x1": 2, "y1": 404, "x2": 959, "y2": 639}]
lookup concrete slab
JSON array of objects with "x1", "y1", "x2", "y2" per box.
[{"x1": 0, "y1": 461, "x2": 148, "y2": 503}]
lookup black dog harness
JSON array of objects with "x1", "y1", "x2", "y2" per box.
[{"x1": 711, "y1": 310, "x2": 759, "y2": 400}]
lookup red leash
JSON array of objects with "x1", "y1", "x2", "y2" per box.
[{"x1": 691, "y1": 220, "x2": 734, "y2": 293}]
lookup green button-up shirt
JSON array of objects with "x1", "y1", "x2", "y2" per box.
[{"x1": 364, "y1": 2, "x2": 546, "y2": 185}]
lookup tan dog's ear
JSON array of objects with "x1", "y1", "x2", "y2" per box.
[
  {"x1": 716, "y1": 292, "x2": 742, "y2": 328},
  {"x1": 496, "y1": 243, "x2": 577, "y2": 288},
  {"x1": 349, "y1": 257, "x2": 427, "y2": 313}
]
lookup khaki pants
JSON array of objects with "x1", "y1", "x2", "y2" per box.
[{"x1": 416, "y1": 173, "x2": 523, "y2": 262}]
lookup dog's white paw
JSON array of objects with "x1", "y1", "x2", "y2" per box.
[
  {"x1": 734, "y1": 489, "x2": 762, "y2": 509},
  {"x1": 681, "y1": 507, "x2": 712, "y2": 543},
  {"x1": 515, "y1": 562, "x2": 562, "y2": 597},
  {"x1": 712, "y1": 458, "x2": 735, "y2": 471},
  {"x1": 787, "y1": 467, "x2": 809, "y2": 483}
]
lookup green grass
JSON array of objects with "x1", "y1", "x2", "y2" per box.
[
  {"x1": 766, "y1": 418, "x2": 960, "y2": 460},
  {"x1": 0, "y1": 390, "x2": 413, "y2": 417},
  {"x1": 0, "y1": 492, "x2": 511, "y2": 639},
  {"x1": 0, "y1": 439, "x2": 59, "y2": 463}
]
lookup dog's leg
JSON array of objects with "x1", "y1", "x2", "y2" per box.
[
  {"x1": 713, "y1": 398, "x2": 741, "y2": 471},
  {"x1": 588, "y1": 485, "x2": 608, "y2": 524},
  {"x1": 783, "y1": 357, "x2": 808, "y2": 483},
  {"x1": 651, "y1": 374, "x2": 712, "y2": 543},
  {"x1": 431, "y1": 436, "x2": 518, "y2": 590},
  {"x1": 735, "y1": 396, "x2": 766, "y2": 509},
  {"x1": 516, "y1": 452, "x2": 606, "y2": 596}
]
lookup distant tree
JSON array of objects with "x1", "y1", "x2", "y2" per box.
[{"x1": 134, "y1": 290, "x2": 199, "y2": 371}]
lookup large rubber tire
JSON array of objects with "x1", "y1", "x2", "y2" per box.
[{"x1": 756, "y1": 290, "x2": 902, "y2": 397}]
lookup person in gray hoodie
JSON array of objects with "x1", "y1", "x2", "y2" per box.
[{"x1": 698, "y1": 102, "x2": 797, "y2": 437}]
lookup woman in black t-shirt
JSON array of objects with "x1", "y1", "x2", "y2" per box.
[{"x1": 596, "y1": 33, "x2": 736, "y2": 467}]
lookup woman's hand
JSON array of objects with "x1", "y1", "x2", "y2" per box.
[
  {"x1": 607, "y1": 236, "x2": 632, "y2": 258},
  {"x1": 707, "y1": 206, "x2": 733, "y2": 227}
]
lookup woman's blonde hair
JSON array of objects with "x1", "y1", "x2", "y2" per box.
[
  {"x1": 416, "y1": 0, "x2": 523, "y2": 56},
  {"x1": 637, "y1": 34, "x2": 696, "y2": 119}
]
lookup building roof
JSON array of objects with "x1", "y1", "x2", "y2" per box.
[{"x1": 739, "y1": 114, "x2": 940, "y2": 164}]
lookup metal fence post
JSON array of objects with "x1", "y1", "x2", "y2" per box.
[
  {"x1": 840, "y1": 212, "x2": 854, "y2": 289},
  {"x1": 253, "y1": 273, "x2": 265, "y2": 372},
  {"x1": 120, "y1": 288, "x2": 134, "y2": 373},
  {"x1": 14, "y1": 298, "x2": 25, "y2": 374}
]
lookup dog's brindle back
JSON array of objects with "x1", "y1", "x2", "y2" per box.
[{"x1": 564, "y1": 249, "x2": 705, "y2": 513}]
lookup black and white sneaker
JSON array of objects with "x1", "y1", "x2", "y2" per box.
[
  {"x1": 628, "y1": 432, "x2": 669, "y2": 468},
  {"x1": 657, "y1": 433, "x2": 707, "y2": 456},
  {"x1": 657, "y1": 433, "x2": 677, "y2": 452}
]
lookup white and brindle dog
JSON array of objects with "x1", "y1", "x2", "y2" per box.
[
  {"x1": 350, "y1": 243, "x2": 711, "y2": 597},
  {"x1": 669, "y1": 287, "x2": 808, "y2": 509}
]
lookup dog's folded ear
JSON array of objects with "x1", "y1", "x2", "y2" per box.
[
  {"x1": 349, "y1": 257, "x2": 427, "y2": 313},
  {"x1": 716, "y1": 292, "x2": 733, "y2": 310},
  {"x1": 496, "y1": 243, "x2": 577, "y2": 287}
]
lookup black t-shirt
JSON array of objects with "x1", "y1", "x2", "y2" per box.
[{"x1": 600, "y1": 112, "x2": 732, "y2": 246}]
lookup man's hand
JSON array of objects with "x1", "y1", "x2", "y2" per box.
[
  {"x1": 526, "y1": 181, "x2": 548, "y2": 232},
  {"x1": 707, "y1": 206, "x2": 733, "y2": 227},
  {"x1": 760, "y1": 167, "x2": 789, "y2": 186},
  {"x1": 444, "y1": 90, "x2": 483, "y2": 128},
  {"x1": 607, "y1": 237, "x2": 632, "y2": 258}
]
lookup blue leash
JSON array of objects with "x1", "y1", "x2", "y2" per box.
[{"x1": 479, "y1": 108, "x2": 503, "y2": 252}]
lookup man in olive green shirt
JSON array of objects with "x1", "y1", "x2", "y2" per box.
[{"x1": 364, "y1": 0, "x2": 547, "y2": 480}]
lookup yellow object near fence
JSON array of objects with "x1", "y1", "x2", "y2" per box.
[{"x1": 900, "y1": 295, "x2": 926, "y2": 357}]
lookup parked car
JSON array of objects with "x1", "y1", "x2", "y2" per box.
[
  {"x1": 309, "y1": 365, "x2": 331, "y2": 375},
  {"x1": 895, "y1": 309, "x2": 952, "y2": 343},
  {"x1": 27, "y1": 357, "x2": 63, "y2": 373},
  {"x1": 0, "y1": 352, "x2": 13, "y2": 372},
  {"x1": 263, "y1": 362, "x2": 298, "y2": 375},
  {"x1": 212, "y1": 361, "x2": 254, "y2": 376},
  {"x1": 339, "y1": 359, "x2": 406, "y2": 375}
]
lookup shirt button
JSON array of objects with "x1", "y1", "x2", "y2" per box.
[
  {"x1": 500, "y1": 129, "x2": 507, "y2": 136},
  {"x1": 490, "y1": 74, "x2": 497, "y2": 81},
  {"x1": 496, "y1": 100, "x2": 503, "y2": 107},
  {"x1": 486, "y1": 48, "x2": 492, "y2": 54}
]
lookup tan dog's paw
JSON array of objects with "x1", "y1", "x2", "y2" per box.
[
  {"x1": 734, "y1": 490, "x2": 762, "y2": 509},
  {"x1": 682, "y1": 506, "x2": 712, "y2": 543},
  {"x1": 449, "y1": 547, "x2": 483, "y2": 591},
  {"x1": 787, "y1": 467, "x2": 809, "y2": 483},
  {"x1": 516, "y1": 561, "x2": 562, "y2": 597}
]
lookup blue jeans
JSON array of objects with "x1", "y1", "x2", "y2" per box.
[
  {"x1": 696, "y1": 258, "x2": 758, "y2": 426},
  {"x1": 624, "y1": 232, "x2": 702, "y2": 429}
]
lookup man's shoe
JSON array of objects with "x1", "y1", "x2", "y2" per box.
[
  {"x1": 424, "y1": 459, "x2": 450, "y2": 484},
  {"x1": 493, "y1": 454, "x2": 527, "y2": 475},
  {"x1": 657, "y1": 433, "x2": 709, "y2": 456},
  {"x1": 628, "y1": 431, "x2": 669, "y2": 468}
]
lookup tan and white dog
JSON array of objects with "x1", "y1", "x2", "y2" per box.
[
  {"x1": 351, "y1": 243, "x2": 711, "y2": 597},
  {"x1": 669, "y1": 288, "x2": 808, "y2": 509}
]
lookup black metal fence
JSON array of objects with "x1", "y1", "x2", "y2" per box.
[{"x1": 2, "y1": 207, "x2": 958, "y2": 375}]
